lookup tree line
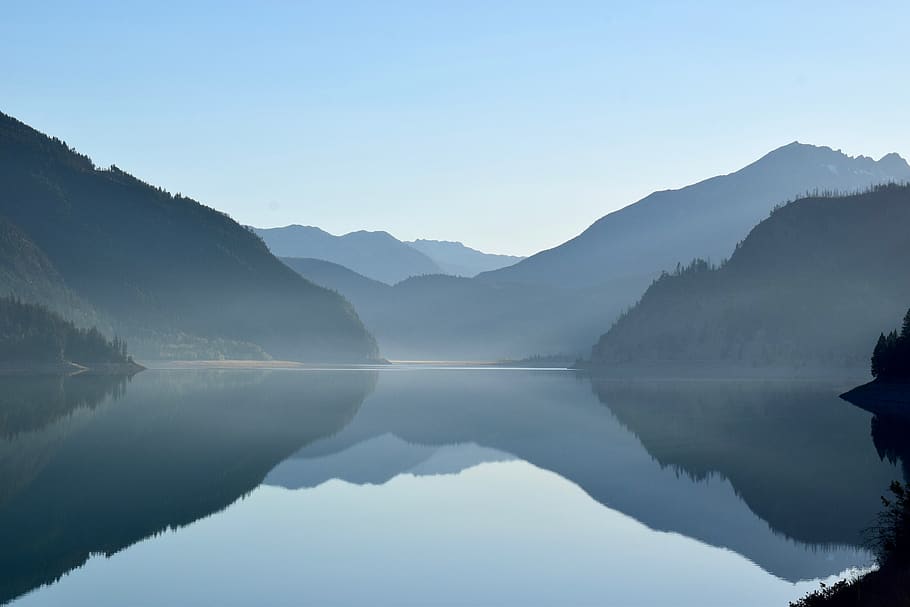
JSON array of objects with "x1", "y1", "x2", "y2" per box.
[
  {"x1": 0, "y1": 296, "x2": 131, "y2": 364},
  {"x1": 871, "y1": 308, "x2": 910, "y2": 380}
]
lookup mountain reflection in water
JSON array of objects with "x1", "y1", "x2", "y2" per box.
[{"x1": 1, "y1": 369, "x2": 903, "y2": 606}]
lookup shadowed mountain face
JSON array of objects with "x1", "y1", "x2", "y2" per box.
[
  {"x1": 0, "y1": 217, "x2": 101, "y2": 330},
  {"x1": 255, "y1": 225, "x2": 443, "y2": 284},
  {"x1": 273, "y1": 370, "x2": 899, "y2": 582},
  {"x1": 0, "y1": 370, "x2": 376, "y2": 605},
  {"x1": 480, "y1": 143, "x2": 910, "y2": 290},
  {"x1": 407, "y1": 239, "x2": 523, "y2": 277},
  {"x1": 593, "y1": 184, "x2": 910, "y2": 372},
  {"x1": 0, "y1": 112, "x2": 378, "y2": 362}
]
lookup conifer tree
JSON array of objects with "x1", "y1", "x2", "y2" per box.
[{"x1": 872, "y1": 333, "x2": 888, "y2": 378}]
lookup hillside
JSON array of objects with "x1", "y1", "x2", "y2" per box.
[
  {"x1": 480, "y1": 143, "x2": 910, "y2": 291},
  {"x1": 255, "y1": 225, "x2": 442, "y2": 284},
  {"x1": 0, "y1": 112, "x2": 378, "y2": 362},
  {"x1": 0, "y1": 215, "x2": 100, "y2": 329},
  {"x1": 280, "y1": 257, "x2": 389, "y2": 303},
  {"x1": 407, "y1": 239, "x2": 523, "y2": 276},
  {"x1": 592, "y1": 184, "x2": 910, "y2": 372},
  {"x1": 280, "y1": 257, "x2": 597, "y2": 360}
]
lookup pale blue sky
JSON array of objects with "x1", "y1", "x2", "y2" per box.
[{"x1": 2, "y1": 1, "x2": 908, "y2": 255}]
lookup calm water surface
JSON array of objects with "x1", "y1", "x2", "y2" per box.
[{"x1": 1, "y1": 368, "x2": 905, "y2": 606}]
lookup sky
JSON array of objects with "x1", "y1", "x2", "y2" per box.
[{"x1": 2, "y1": 1, "x2": 909, "y2": 256}]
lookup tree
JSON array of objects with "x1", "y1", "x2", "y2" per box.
[
  {"x1": 872, "y1": 333, "x2": 888, "y2": 378},
  {"x1": 868, "y1": 481, "x2": 910, "y2": 567}
]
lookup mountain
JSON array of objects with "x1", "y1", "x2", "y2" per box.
[
  {"x1": 280, "y1": 258, "x2": 584, "y2": 360},
  {"x1": 255, "y1": 225, "x2": 443, "y2": 284},
  {"x1": 280, "y1": 257, "x2": 389, "y2": 303},
  {"x1": 592, "y1": 184, "x2": 910, "y2": 373},
  {"x1": 258, "y1": 227, "x2": 523, "y2": 283},
  {"x1": 282, "y1": 145, "x2": 910, "y2": 360},
  {"x1": 0, "y1": 111, "x2": 377, "y2": 362},
  {"x1": 407, "y1": 239, "x2": 523, "y2": 276},
  {"x1": 480, "y1": 143, "x2": 910, "y2": 291},
  {"x1": 0, "y1": 215, "x2": 101, "y2": 329}
]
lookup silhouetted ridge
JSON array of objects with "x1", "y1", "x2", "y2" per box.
[{"x1": 407, "y1": 239, "x2": 523, "y2": 276}]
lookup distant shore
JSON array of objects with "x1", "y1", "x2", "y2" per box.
[
  {"x1": 579, "y1": 357, "x2": 872, "y2": 379},
  {"x1": 0, "y1": 360, "x2": 145, "y2": 376},
  {"x1": 142, "y1": 359, "x2": 388, "y2": 371},
  {"x1": 140, "y1": 359, "x2": 572, "y2": 371}
]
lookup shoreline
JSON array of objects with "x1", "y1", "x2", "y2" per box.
[
  {"x1": 139, "y1": 359, "x2": 573, "y2": 371},
  {"x1": 0, "y1": 360, "x2": 145, "y2": 377},
  {"x1": 840, "y1": 379, "x2": 910, "y2": 419}
]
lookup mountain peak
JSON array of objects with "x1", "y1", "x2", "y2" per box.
[
  {"x1": 878, "y1": 152, "x2": 910, "y2": 174},
  {"x1": 758, "y1": 141, "x2": 908, "y2": 169}
]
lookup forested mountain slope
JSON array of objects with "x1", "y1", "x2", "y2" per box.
[
  {"x1": 592, "y1": 184, "x2": 910, "y2": 372},
  {"x1": 0, "y1": 215, "x2": 100, "y2": 329},
  {"x1": 0, "y1": 112, "x2": 377, "y2": 361}
]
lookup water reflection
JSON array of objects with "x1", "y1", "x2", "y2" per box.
[
  {"x1": 1, "y1": 369, "x2": 903, "y2": 606},
  {"x1": 269, "y1": 372, "x2": 897, "y2": 582},
  {"x1": 0, "y1": 370, "x2": 376, "y2": 605},
  {"x1": 10, "y1": 463, "x2": 837, "y2": 607},
  {"x1": 592, "y1": 379, "x2": 903, "y2": 548}
]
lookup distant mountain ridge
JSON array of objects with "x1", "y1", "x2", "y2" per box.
[
  {"x1": 407, "y1": 239, "x2": 523, "y2": 276},
  {"x1": 480, "y1": 142, "x2": 910, "y2": 290},
  {"x1": 283, "y1": 144, "x2": 910, "y2": 360},
  {"x1": 254, "y1": 225, "x2": 443, "y2": 284},
  {"x1": 592, "y1": 183, "x2": 910, "y2": 372},
  {"x1": 0, "y1": 111, "x2": 378, "y2": 361},
  {"x1": 256, "y1": 226, "x2": 522, "y2": 284}
]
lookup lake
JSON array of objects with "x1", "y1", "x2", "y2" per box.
[{"x1": 1, "y1": 368, "x2": 904, "y2": 606}]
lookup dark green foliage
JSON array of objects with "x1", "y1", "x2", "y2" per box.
[
  {"x1": 0, "y1": 112, "x2": 377, "y2": 361},
  {"x1": 593, "y1": 184, "x2": 910, "y2": 372},
  {"x1": 869, "y1": 481, "x2": 910, "y2": 567},
  {"x1": 791, "y1": 482, "x2": 910, "y2": 607},
  {"x1": 0, "y1": 215, "x2": 102, "y2": 328},
  {"x1": 0, "y1": 297, "x2": 129, "y2": 365},
  {"x1": 870, "y1": 310, "x2": 910, "y2": 379}
]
